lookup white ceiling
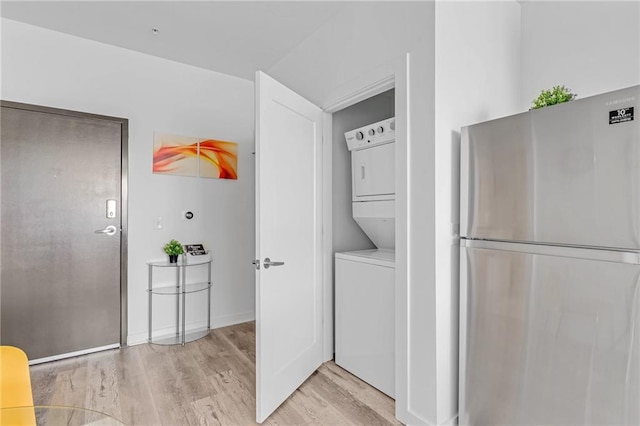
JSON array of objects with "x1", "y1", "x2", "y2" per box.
[{"x1": 0, "y1": 1, "x2": 347, "y2": 81}]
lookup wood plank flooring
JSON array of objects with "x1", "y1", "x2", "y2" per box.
[{"x1": 29, "y1": 322, "x2": 401, "y2": 425}]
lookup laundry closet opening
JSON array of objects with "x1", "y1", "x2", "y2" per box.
[{"x1": 331, "y1": 88, "x2": 396, "y2": 399}]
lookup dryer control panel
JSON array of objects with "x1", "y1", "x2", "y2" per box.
[{"x1": 345, "y1": 117, "x2": 395, "y2": 151}]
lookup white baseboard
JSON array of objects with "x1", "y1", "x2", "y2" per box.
[
  {"x1": 211, "y1": 311, "x2": 255, "y2": 329},
  {"x1": 127, "y1": 311, "x2": 255, "y2": 346}
]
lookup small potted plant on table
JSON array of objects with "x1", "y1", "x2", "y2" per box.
[{"x1": 163, "y1": 239, "x2": 184, "y2": 263}]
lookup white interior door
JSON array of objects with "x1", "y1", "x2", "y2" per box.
[{"x1": 255, "y1": 71, "x2": 324, "y2": 423}]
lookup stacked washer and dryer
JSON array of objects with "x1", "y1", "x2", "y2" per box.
[{"x1": 335, "y1": 117, "x2": 395, "y2": 398}]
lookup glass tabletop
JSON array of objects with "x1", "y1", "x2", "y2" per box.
[
  {"x1": 147, "y1": 258, "x2": 212, "y2": 267},
  {"x1": 0, "y1": 405, "x2": 125, "y2": 425},
  {"x1": 148, "y1": 281, "x2": 211, "y2": 295}
]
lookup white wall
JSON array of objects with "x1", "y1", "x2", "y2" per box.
[
  {"x1": 434, "y1": 2, "x2": 522, "y2": 423},
  {"x1": 521, "y1": 1, "x2": 640, "y2": 109},
  {"x1": 268, "y1": 2, "x2": 432, "y2": 109},
  {"x1": 1, "y1": 19, "x2": 255, "y2": 345}
]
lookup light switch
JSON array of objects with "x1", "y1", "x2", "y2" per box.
[{"x1": 153, "y1": 216, "x2": 163, "y2": 230}]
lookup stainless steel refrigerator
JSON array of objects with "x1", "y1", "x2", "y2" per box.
[{"x1": 459, "y1": 85, "x2": 640, "y2": 425}]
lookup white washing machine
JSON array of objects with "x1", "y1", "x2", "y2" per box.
[
  {"x1": 335, "y1": 117, "x2": 396, "y2": 398},
  {"x1": 335, "y1": 249, "x2": 395, "y2": 397}
]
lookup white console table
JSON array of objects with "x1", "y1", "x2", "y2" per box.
[{"x1": 147, "y1": 258, "x2": 212, "y2": 345}]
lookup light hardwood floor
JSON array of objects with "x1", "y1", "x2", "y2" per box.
[{"x1": 30, "y1": 322, "x2": 401, "y2": 425}]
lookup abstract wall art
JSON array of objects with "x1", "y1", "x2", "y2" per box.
[
  {"x1": 152, "y1": 133, "x2": 199, "y2": 177},
  {"x1": 199, "y1": 139, "x2": 238, "y2": 179},
  {"x1": 153, "y1": 132, "x2": 238, "y2": 180}
]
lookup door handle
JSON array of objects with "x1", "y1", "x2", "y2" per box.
[
  {"x1": 263, "y1": 257, "x2": 284, "y2": 269},
  {"x1": 94, "y1": 225, "x2": 118, "y2": 236}
]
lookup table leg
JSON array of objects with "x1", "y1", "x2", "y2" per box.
[
  {"x1": 175, "y1": 266, "x2": 180, "y2": 338},
  {"x1": 207, "y1": 262, "x2": 211, "y2": 332},
  {"x1": 148, "y1": 265, "x2": 153, "y2": 342},
  {"x1": 182, "y1": 263, "x2": 186, "y2": 345}
]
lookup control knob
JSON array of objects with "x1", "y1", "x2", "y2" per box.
[
  {"x1": 356, "y1": 131, "x2": 364, "y2": 141},
  {"x1": 377, "y1": 126, "x2": 384, "y2": 133},
  {"x1": 390, "y1": 120, "x2": 396, "y2": 131},
  {"x1": 368, "y1": 128, "x2": 375, "y2": 136}
]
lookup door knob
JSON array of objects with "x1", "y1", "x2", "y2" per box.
[
  {"x1": 263, "y1": 257, "x2": 285, "y2": 269},
  {"x1": 94, "y1": 225, "x2": 118, "y2": 236}
]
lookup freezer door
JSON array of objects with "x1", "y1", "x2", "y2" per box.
[
  {"x1": 460, "y1": 85, "x2": 640, "y2": 249},
  {"x1": 459, "y1": 240, "x2": 640, "y2": 426}
]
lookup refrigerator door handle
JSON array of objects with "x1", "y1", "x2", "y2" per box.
[
  {"x1": 626, "y1": 278, "x2": 640, "y2": 382},
  {"x1": 459, "y1": 127, "x2": 471, "y2": 235},
  {"x1": 634, "y1": 139, "x2": 640, "y2": 246},
  {"x1": 458, "y1": 245, "x2": 470, "y2": 425}
]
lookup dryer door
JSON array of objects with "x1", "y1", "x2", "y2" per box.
[{"x1": 352, "y1": 142, "x2": 395, "y2": 200}]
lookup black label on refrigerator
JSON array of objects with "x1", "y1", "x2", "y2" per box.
[{"x1": 609, "y1": 107, "x2": 634, "y2": 124}]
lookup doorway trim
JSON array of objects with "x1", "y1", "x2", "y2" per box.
[
  {"x1": 0, "y1": 100, "x2": 129, "y2": 348},
  {"x1": 324, "y1": 75, "x2": 395, "y2": 114}
]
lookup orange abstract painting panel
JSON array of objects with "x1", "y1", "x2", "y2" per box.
[
  {"x1": 199, "y1": 139, "x2": 238, "y2": 180},
  {"x1": 153, "y1": 133, "x2": 198, "y2": 177}
]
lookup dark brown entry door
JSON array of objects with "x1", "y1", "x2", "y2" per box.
[{"x1": 1, "y1": 103, "x2": 125, "y2": 362}]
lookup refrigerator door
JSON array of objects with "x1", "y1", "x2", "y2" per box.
[
  {"x1": 460, "y1": 85, "x2": 640, "y2": 250},
  {"x1": 459, "y1": 239, "x2": 640, "y2": 426}
]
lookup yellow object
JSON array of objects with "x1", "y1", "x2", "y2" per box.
[{"x1": 0, "y1": 346, "x2": 35, "y2": 425}]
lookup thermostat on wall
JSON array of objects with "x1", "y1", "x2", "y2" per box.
[{"x1": 184, "y1": 243, "x2": 209, "y2": 263}]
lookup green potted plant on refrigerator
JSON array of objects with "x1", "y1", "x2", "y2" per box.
[{"x1": 531, "y1": 85, "x2": 577, "y2": 110}]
